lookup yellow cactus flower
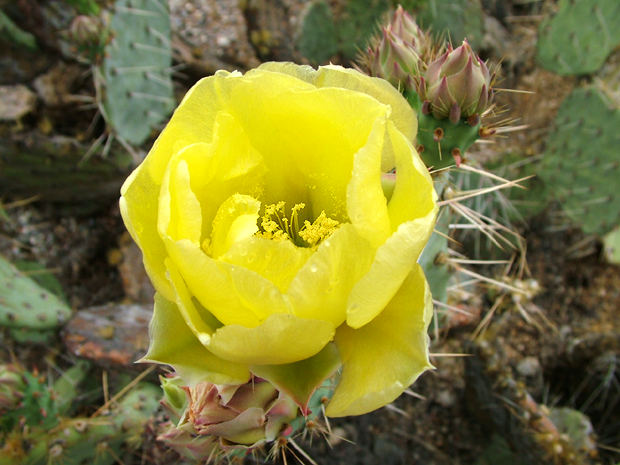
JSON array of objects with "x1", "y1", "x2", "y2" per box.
[{"x1": 120, "y1": 62, "x2": 437, "y2": 417}]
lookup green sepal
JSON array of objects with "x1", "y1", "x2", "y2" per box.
[
  {"x1": 141, "y1": 294, "x2": 250, "y2": 386},
  {"x1": 251, "y1": 342, "x2": 340, "y2": 414}
]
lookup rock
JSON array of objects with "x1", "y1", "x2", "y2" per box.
[
  {"x1": 169, "y1": 0, "x2": 259, "y2": 74},
  {"x1": 62, "y1": 303, "x2": 151, "y2": 370},
  {"x1": 244, "y1": 0, "x2": 307, "y2": 61},
  {"x1": 0, "y1": 42, "x2": 52, "y2": 85},
  {"x1": 113, "y1": 232, "x2": 155, "y2": 304},
  {"x1": 516, "y1": 356, "x2": 541, "y2": 377},
  {"x1": 32, "y1": 63, "x2": 83, "y2": 107},
  {"x1": 0, "y1": 84, "x2": 36, "y2": 121},
  {"x1": 436, "y1": 389, "x2": 456, "y2": 408}
]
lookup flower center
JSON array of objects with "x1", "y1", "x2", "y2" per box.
[{"x1": 256, "y1": 201, "x2": 339, "y2": 248}]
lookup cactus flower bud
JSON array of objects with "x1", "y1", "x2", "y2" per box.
[
  {"x1": 359, "y1": 6, "x2": 429, "y2": 92},
  {"x1": 69, "y1": 15, "x2": 103, "y2": 46},
  {"x1": 184, "y1": 378, "x2": 297, "y2": 445},
  {"x1": 0, "y1": 365, "x2": 25, "y2": 414},
  {"x1": 418, "y1": 40, "x2": 492, "y2": 123},
  {"x1": 159, "y1": 376, "x2": 299, "y2": 459}
]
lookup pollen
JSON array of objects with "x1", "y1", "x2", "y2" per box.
[
  {"x1": 257, "y1": 202, "x2": 339, "y2": 247},
  {"x1": 299, "y1": 211, "x2": 340, "y2": 247}
]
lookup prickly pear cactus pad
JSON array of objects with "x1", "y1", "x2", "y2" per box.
[
  {"x1": 416, "y1": 0, "x2": 485, "y2": 51},
  {"x1": 537, "y1": 0, "x2": 620, "y2": 76},
  {"x1": 102, "y1": 0, "x2": 174, "y2": 146},
  {"x1": 0, "y1": 255, "x2": 72, "y2": 331},
  {"x1": 297, "y1": 0, "x2": 389, "y2": 64},
  {"x1": 539, "y1": 87, "x2": 620, "y2": 236}
]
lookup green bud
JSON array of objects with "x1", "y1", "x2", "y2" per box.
[
  {"x1": 69, "y1": 15, "x2": 103, "y2": 46},
  {"x1": 159, "y1": 375, "x2": 299, "y2": 460},
  {"x1": 0, "y1": 364, "x2": 25, "y2": 414},
  {"x1": 418, "y1": 40, "x2": 493, "y2": 123},
  {"x1": 358, "y1": 6, "x2": 430, "y2": 92}
]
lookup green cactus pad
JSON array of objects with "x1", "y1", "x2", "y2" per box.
[
  {"x1": 416, "y1": 111, "x2": 480, "y2": 170},
  {"x1": 1, "y1": 381, "x2": 160, "y2": 465},
  {"x1": 297, "y1": 0, "x2": 389, "y2": 64},
  {"x1": 539, "y1": 87, "x2": 620, "y2": 236},
  {"x1": 297, "y1": 1, "x2": 339, "y2": 64},
  {"x1": 0, "y1": 370, "x2": 59, "y2": 433},
  {"x1": 102, "y1": 0, "x2": 174, "y2": 146},
  {"x1": 419, "y1": 207, "x2": 452, "y2": 304},
  {"x1": 537, "y1": 0, "x2": 620, "y2": 76},
  {"x1": 415, "y1": 0, "x2": 485, "y2": 50},
  {"x1": 0, "y1": 255, "x2": 72, "y2": 331}
]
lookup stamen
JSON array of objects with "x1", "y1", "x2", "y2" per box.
[
  {"x1": 299, "y1": 212, "x2": 340, "y2": 247},
  {"x1": 256, "y1": 202, "x2": 339, "y2": 247}
]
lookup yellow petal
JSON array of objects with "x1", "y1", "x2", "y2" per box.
[
  {"x1": 207, "y1": 313, "x2": 335, "y2": 365},
  {"x1": 165, "y1": 113, "x2": 264, "y2": 243},
  {"x1": 346, "y1": 208, "x2": 437, "y2": 329},
  {"x1": 326, "y1": 264, "x2": 433, "y2": 417},
  {"x1": 165, "y1": 258, "x2": 219, "y2": 342},
  {"x1": 386, "y1": 120, "x2": 436, "y2": 230},
  {"x1": 120, "y1": 71, "x2": 240, "y2": 300},
  {"x1": 258, "y1": 62, "x2": 417, "y2": 147},
  {"x1": 165, "y1": 237, "x2": 291, "y2": 327},
  {"x1": 346, "y1": 114, "x2": 392, "y2": 248},
  {"x1": 223, "y1": 70, "x2": 389, "y2": 221},
  {"x1": 256, "y1": 61, "x2": 318, "y2": 85},
  {"x1": 287, "y1": 224, "x2": 374, "y2": 326},
  {"x1": 141, "y1": 293, "x2": 250, "y2": 385},
  {"x1": 158, "y1": 157, "x2": 202, "y2": 243},
  {"x1": 210, "y1": 194, "x2": 261, "y2": 258},
  {"x1": 220, "y1": 236, "x2": 312, "y2": 293},
  {"x1": 315, "y1": 65, "x2": 417, "y2": 151},
  {"x1": 346, "y1": 119, "x2": 438, "y2": 329}
]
